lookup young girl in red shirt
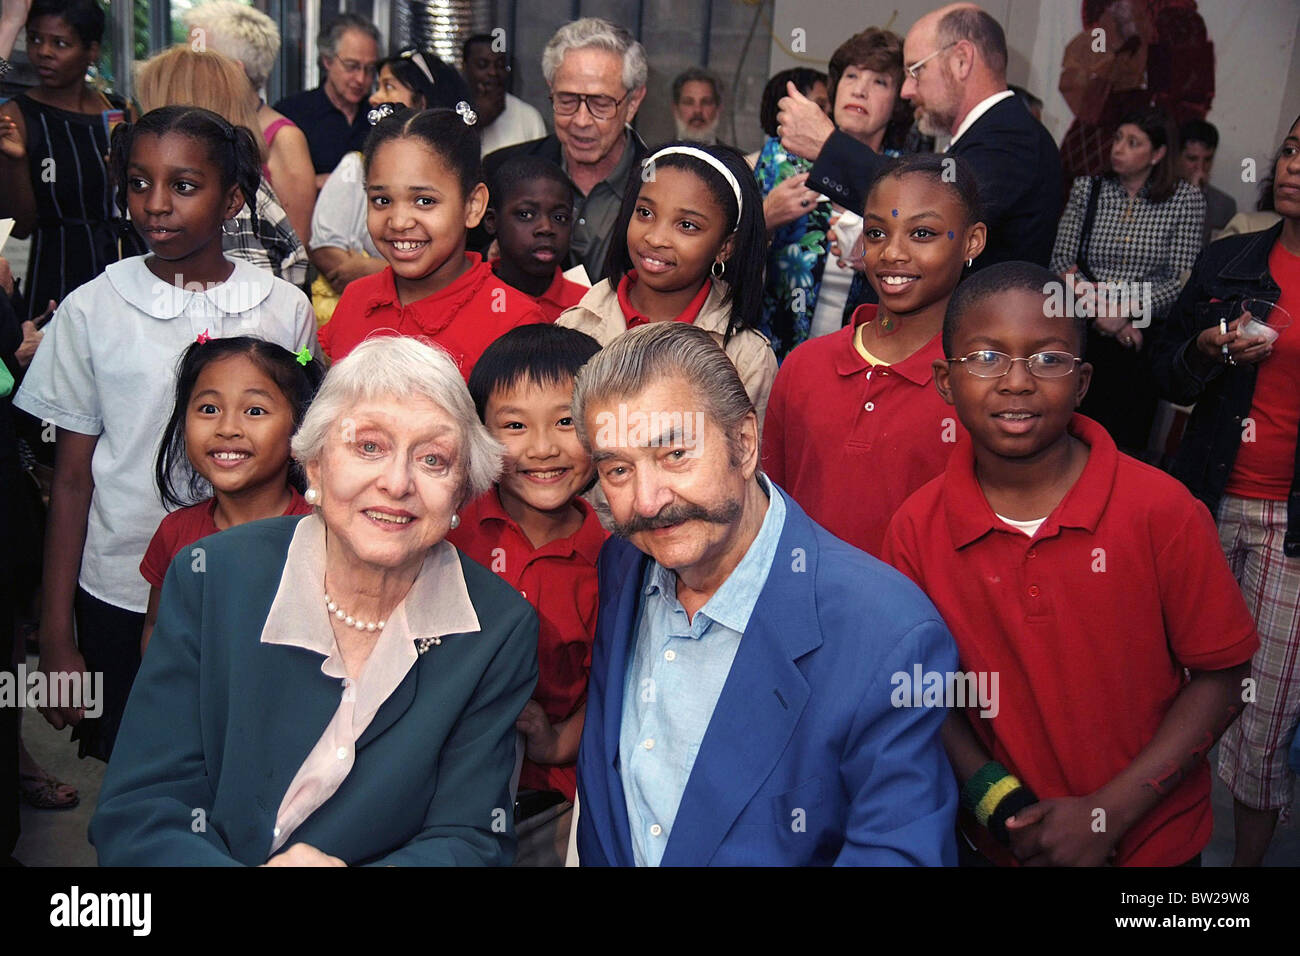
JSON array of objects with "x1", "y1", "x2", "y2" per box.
[
  {"x1": 763, "y1": 153, "x2": 986, "y2": 556},
  {"x1": 318, "y1": 107, "x2": 545, "y2": 375},
  {"x1": 140, "y1": 336, "x2": 321, "y2": 650}
]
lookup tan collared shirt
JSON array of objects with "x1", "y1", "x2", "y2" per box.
[{"x1": 261, "y1": 514, "x2": 481, "y2": 854}]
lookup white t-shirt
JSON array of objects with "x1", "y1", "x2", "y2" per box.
[
  {"x1": 13, "y1": 256, "x2": 317, "y2": 611},
  {"x1": 479, "y1": 93, "x2": 547, "y2": 156},
  {"x1": 994, "y1": 512, "x2": 1047, "y2": 537},
  {"x1": 311, "y1": 151, "x2": 381, "y2": 259}
]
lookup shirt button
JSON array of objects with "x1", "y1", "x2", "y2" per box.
[
  {"x1": 664, "y1": 649, "x2": 676, "y2": 662},
  {"x1": 864, "y1": 402, "x2": 875, "y2": 411},
  {"x1": 650, "y1": 824, "x2": 663, "y2": 837},
  {"x1": 273, "y1": 826, "x2": 281, "y2": 837},
  {"x1": 336, "y1": 747, "x2": 347, "y2": 760},
  {"x1": 1027, "y1": 549, "x2": 1037, "y2": 559},
  {"x1": 643, "y1": 738, "x2": 655, "y2": 750},
  {"x1": 1028, "y1": 585, "x2": 1040, "y2": 598},
  {"x1": 578, "y1": 217, "x2": 586, "y2": 225}
]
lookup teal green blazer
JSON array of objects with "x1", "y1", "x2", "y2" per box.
[{"x1": 89, "y1": 515, "x2": 539, "y2": 866}]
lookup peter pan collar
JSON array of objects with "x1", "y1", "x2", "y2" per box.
[{"x1": 106, "y1": 255, "x2": 275, "y2": 320}]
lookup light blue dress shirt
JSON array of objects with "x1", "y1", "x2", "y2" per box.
[{"x1": 619, "y1": 477, "x2": 787, "y2": 866}]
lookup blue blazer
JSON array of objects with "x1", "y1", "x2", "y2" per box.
[
  {"x1": 90, "y1": 516, "x2": 538, "y2": 866},
  {"x1": 576, "y1": 492, "x2": 958, "y2": 866}
]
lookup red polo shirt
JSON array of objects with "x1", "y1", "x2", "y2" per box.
[
  {"x1": 763, "y1": 304, "x2": 965, "y2": 557},
  {"x1": 319, "y1": 253, "x2": 546, "y2": 377},
  {"x1": 617, "y1": 271, "x2": 711, "y2": 328},
  {"x1": 1224, "y1": 241, "x2": 1300, "y2": 500},
  {"x1": 488, "y1": 259, "x2": 588, "y2": 322},
  {"x1": 880, "y1": 415, "x2": 1259, "y2": 866},
  {"x1": 140, "y1": 489, "x2": 313, "y2": 588},
  {"x1": 448, "y1": 487, "x2": 607, "y2": 800}
]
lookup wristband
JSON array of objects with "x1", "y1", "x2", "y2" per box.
[{"x1": 960, "y1": 760, "x2": 1039, "y2": 846}]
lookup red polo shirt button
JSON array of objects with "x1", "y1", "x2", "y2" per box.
[
  {"x1": 1028, "y1": 585, "x2": 1040, "y2": 597},
  {"x1": 1027, "y1": 549, "x2": 1038, "y2": 559}
]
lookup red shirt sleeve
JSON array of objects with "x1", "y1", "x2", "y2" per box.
[
  {"x1": 139, "y1": 516, "x2": 176, "y2": 589},
  {"x1": 1157, "y1": 500, "x2": 1260, "y2": 672}
]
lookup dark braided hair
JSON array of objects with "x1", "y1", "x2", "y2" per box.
[{"x1": 109, "y1": 105, "x2": 264, "y2": 241}]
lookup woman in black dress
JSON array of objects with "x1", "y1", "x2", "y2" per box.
[{"x1": 0, "y1": 0, "x2": 142, "y2": 323}]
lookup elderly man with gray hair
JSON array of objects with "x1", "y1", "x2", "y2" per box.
[
  {"x1": 483, "y1": 17, "x2": 649, "y2": 283},
  {"x1": 571, "y1": 321, "x2": 958, "y2": 866},
  {"x1": 274, "y1": 12, "x2": 381, "y2": 188}
]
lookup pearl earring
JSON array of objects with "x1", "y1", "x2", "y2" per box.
[
  {"x1": 304, "y1": 488, "x2": 319, "y2": 505},
  {"x1": 449, "y1": 513, "x2": 460, "y2": 530}
]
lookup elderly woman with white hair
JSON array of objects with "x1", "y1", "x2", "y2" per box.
[
  {"x1": 184, "y1": 0, "x2": 317, "y2": 244},
  {"x1": 89, "y1": 337, "x2": 539, "y2": 866}
]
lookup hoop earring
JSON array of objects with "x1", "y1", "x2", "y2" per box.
[
  {"x1": 965, "y1": 258, "x2": 974, "y2": 269},
  {"x1": 711, "y1": 258, "x2": 725, "y2": 279},
  {"x1": 449, "y1": 513, "x2": 460, "y2": 530}
]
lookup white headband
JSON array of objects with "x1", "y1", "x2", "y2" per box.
[{"x1": 643, "y1": 146, "x2": 743, "y2": 220}]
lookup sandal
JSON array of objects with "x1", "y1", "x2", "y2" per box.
[{"x1": 18, "y1": 770, "x2": 80, "y2": 810}]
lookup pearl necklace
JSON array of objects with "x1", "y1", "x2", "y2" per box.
[{"x1": 324, "y1": 592, "x2": 386, "y2": 632}]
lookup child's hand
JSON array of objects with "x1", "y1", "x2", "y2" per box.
[
  {"x1": 516, "y1": 699, "x2": 562, "y2": 764},
  {"x1": 1004, "y1": 795, "x2": 1121, "y2": 866},
  {"x1": 0, "y1": 112, "x2": 23, "y2": 160},
  {"x1": 36, "y1": 644, "x2": 89, "y2": 729}
]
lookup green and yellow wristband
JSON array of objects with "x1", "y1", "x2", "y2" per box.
[{"x1": 959, "y1": 761, "x2": 1038, "y2": 846}]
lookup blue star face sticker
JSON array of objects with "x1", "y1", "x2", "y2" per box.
[
  {"x1": 948, "y1": 231, "x2": 955, "y2": 239},
  {"x1": 892, "y1": 209, "x2": 899, "y2": 217},
  {"x1": 295, "y1": 347, "x2": 312, "y2": 366}
]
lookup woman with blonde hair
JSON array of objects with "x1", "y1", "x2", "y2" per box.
[
  {"x1": 134, "y1": 46, "x2": 308, "y2": 287},
  {"x1": 183, "y1": 0, "x2": 316, "y2": 245}
]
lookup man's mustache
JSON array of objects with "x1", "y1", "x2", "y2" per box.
[{"x1": 611, "y1": 499, "x2": 740, "y2": 537}]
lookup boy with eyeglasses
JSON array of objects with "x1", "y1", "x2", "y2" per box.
[{"x1": 881, "y1": 260, "x2": 1259, "y2": 867}]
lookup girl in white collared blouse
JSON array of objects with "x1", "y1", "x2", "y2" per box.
[
  {"x1": 1051, "y1": 107, "x2": 1206, "y2": 456},
  {"x1": 13, "y1": 106, "x2": 315, "y2": 762}
]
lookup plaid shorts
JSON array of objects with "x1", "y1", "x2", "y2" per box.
[{"x1": 1215, "y1": 494, "x2": 1300, "y2": 813}]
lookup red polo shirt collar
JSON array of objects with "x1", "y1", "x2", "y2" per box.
[
  {"x1": 362, "y1": 252, "x2": 489, "y2": 333},
  {"x1": 943, "y1": 414, "x2": 1117, "y2": 549},
  {"x1": 831, "y1": 304, "x2": 942, "y2": 387},
  {"x1": 474, "y1": 485, "x2": 606, "y2": 565},
  {"x1": 616, "y1": 270, "x2": 712, "y2": 328}
]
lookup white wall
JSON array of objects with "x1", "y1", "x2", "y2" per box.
[{"x1": 770, "y1": 0, "x2": 1300, "y2": 211}]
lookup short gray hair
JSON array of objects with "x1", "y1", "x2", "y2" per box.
[
  {"x1": 292, "y1": 336, "x2": 503, "y2": 505},
  {"x1": 542, "y1": 17, "x2": 647, "y2": 92},
  {"x1": 318, "y1": 12, "x2": 381, "y2": 61},
  {"x1": 572, "y1": 323, "x2": 753, "y2": 463},
  {"x1": 184, "y1": 1, "x2": 280, "y2": 91}
]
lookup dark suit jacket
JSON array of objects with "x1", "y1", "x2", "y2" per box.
[
  {"x1": 576, "y1": 490, "x2": 958, "y2": 866},
  {"x1": 810, "y1": 95, "x2": 1062, "y2": 268},
  {"x1": 89, "y1": 516, "x2": 538, "y2": 866}
]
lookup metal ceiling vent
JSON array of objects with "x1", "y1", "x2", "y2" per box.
[{"x1": 394, "y1": 0, "x2": 493, "y2": 67}]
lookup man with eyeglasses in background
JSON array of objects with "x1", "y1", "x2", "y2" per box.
[
  {"x1": 483, "y1": 17, "x2": 648, "y2": 283},
  {"x1": 275, "y1": 12, "x2": 380, "y2": 190},
  {"x1": 462, "y1": 33, "x2": 546, "y2": 156},
  {"x1": 775, "y1": 3, "x2": 1060, "y2": 270}
]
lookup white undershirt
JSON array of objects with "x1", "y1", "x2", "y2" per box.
[
  {"x1": 994, "y1": 512, "x2": 1046, "y2": 537},
  {"x1": 810, "y1": 254, "x2": 855, "y2": 338}
]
